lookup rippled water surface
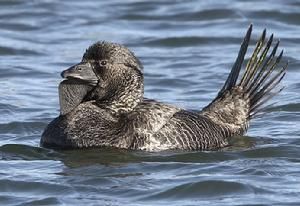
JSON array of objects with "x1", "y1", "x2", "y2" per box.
[{"x1": 0, "y1": 0, "x2": 300, "y2": 205}]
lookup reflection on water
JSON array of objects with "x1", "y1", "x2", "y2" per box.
[{"x1": 0, "y1": 0, "x2": 300, "y2": 205}]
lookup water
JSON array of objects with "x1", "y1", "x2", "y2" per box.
[{"x1": 0, "y1": 0, "x2": 299, "y2": 205}]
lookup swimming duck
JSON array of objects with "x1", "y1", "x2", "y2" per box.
[{"x1": 41, "y1": 25, "x2": 287, "y2": 151}]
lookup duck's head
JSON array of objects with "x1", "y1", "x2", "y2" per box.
[{"x1": 61, "y1": 42, "x2": 144, "y2": 113}]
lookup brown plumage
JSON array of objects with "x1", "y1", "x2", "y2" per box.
[{"x1": 41, "y1": 25, "x2": 287, "y2": 151}]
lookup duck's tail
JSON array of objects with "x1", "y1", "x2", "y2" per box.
[{"x1": 201, "y1": 24, "x2": 287, "y2": 135}]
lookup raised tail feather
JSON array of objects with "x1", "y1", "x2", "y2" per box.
[{"x1": 201, "y1": 24, "x2": 287, "y2": 135}]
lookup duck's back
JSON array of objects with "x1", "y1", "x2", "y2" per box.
[
  {"x1": 121, "y1": 99, "x2": 231, "y2": 151},
  {"x1": 150, "y1": 110, "x2": 230, "y2": 151},
  {"x1": 41, "y1": 98, "x2": 230, "y2": 150},
  {"x1": 41, "y1": 99, "x2": 182, "y2": 149}
]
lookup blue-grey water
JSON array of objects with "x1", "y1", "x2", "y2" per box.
[{"x1": 0, "y1": 0, "x2": 299, "y2": 205}]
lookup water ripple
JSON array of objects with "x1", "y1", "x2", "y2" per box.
[{"x1": 0, "y1": 0, "x2": 300, "y2": 205}]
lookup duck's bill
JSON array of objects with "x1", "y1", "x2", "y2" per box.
[
  {"x1": 60, "y1": 77, "x2": 98, "y2": 86},
  {"x1": 61, "y1": 62, "x2": 98, "y2": 86}
]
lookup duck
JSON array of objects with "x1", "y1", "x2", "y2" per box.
[{"x1": 41, "y1": 25, "x2": 287, "y2": 151}]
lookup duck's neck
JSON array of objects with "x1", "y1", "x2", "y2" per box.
[{"x1": 96, "y1": 76, "x2": 144, "y2": 115}]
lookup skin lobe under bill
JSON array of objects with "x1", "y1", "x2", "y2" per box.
[{"x1": 59, "y1": 79, "x2": 95, "y2": 115}]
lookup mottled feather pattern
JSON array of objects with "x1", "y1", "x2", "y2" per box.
[
  {"x1": 124, "y1": 99, "x2": 180, "y2": 150},
  {"x1": 201, "y1": 87, "x2": 250, "y2": 134},
  {"x1": 41, "y1": 25, "x2": 286, "y2": 151},
  {"x1": 153, "y1": 111, "x2": 230, "y2": 150},
  {"x1": 82, "y1": 41, "x2": 143, "y2": 72}
]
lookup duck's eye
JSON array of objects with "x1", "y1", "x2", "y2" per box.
[
  {"x1": 77, "y1": 67, "x2": 82, "y2": 71},
  {"x1": 100, "y1": 60, "x2": 107, "y2": 66}
]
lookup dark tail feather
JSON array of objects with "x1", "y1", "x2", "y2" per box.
[
  {"x1": 250, "y1": 87, "x2": 284, "y2": 118},
  {"x1": 217, "y1": 25, "x2": 287, "y2": 118},
  {"x1": 218, "y1": 24, "x2": 252, "y2": 96}
]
